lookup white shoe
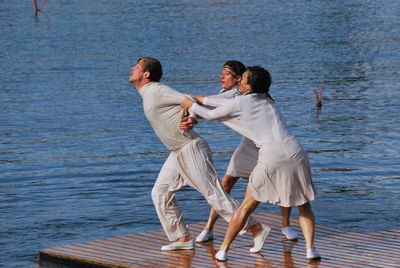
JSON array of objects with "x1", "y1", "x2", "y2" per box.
[
  {"x1": 306, "y1": 248, "x2": 321, "y2": 259},
  {"x1": 282, "y1": 226, "x2": 298, "y2": 240},
  {"x1": 215, "y1": 250, "x2": 227, "y2": 261},
  {"x1": 196, "y1": 230, "x2": 213, "y2": 242},
  {"x1": 161, "y1": 240, "x2": 195, "y2": 251},
  {"x1": 238, "y1": 229, "x2": 247, "y2": 236},
  {"x1": 249, "y1": 224, "x2": 271, "y2": 253}
]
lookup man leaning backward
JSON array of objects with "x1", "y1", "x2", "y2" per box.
[{"x1": 129, "y1": 57, "x2": 270, "y2": 251}]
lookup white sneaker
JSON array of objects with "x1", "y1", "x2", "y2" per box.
[
  {"x1": 195, "y1": 230, "x2": 213, "y2": 242},
  {"x1": 161, "y1": 240, "x2": 195, "y2": 251},
  {"x1": 282, "y1": 226, "x2": 298, "y2": 240},
  {"x1": 238, "y1": 229, "x2": 247, "y2": 236},
  {"x1": 215, "y1": 250, "x2": 228, "y2": 261},
  {"x1": 249, "y1": 224, "x2": 271, "y2": 253},
  {"x1": 306, "y1": 248, "x2": 321, "y2": 259}
]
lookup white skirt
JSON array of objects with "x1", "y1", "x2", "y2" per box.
[
  {"x1": 249, "y1": 136, "x2": 316, "y2": 207},
  {"x1": 226, "y1": 137, "x2": 259, "y2": 178}
]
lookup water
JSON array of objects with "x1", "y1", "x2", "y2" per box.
[{"x1": 1, "y1": 0, "x2": 399, "y2": 267}]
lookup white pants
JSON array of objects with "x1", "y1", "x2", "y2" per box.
[
  {"x1": 152, "y1": 137, "x2": 257, "y2": 241},
  {"x1": 226, "y1": 137, "x2": 259, "y2": 178}
]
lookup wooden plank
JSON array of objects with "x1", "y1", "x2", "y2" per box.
[{"x1": 39, "y1": 212, "x2": 400, "y2": 268}]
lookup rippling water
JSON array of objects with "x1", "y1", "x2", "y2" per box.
[{"x1": 1, "y1": 1, "x2": 399, "y2": 267}]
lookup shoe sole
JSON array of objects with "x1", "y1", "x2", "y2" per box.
[
  {"x1": 307, "y1": 256, "x2": 322, "y2": 260},
  {"x1": 195, "y1": 237, "x2": 213, "y2": 243},
  {"x1": 161, "y1": 246, "x2": 194, "y2": 251}
]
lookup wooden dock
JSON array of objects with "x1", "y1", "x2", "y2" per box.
[{"x1": 39, "y1": 212, "x2": 400, "y2": 267}]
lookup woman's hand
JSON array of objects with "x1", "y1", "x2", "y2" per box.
[
  {"x1": 193, "y1": 95, "x2": 205, "y2": 104},
  {"x1": 184, "y1": 94, "x2": 205, "y2": 104},
  {"x1": 181, "y1": 96, "x2": 195, "y2": 110}
]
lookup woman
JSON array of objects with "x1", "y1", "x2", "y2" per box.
[
  {"x1": 181, "y1": 66, "x2": 321, "y2": 261},
  {"x1": 182, "y1": 61, "x2": 297, "y2": 243}
]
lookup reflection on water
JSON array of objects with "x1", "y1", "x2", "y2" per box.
[
  {"x1": 1, "y1": 0, "x2": 399, "y2": 267},
  {"x1": 162, "y1": 250, "x2": 195, "y2": 268}
]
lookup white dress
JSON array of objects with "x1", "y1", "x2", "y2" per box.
[{"x1": 190, "y1": 94, "x2": 316, "y2": 207}]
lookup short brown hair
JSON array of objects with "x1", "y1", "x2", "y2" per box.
[{"x1": 138, "y1": 57, "x2": 163, "y2": 82}]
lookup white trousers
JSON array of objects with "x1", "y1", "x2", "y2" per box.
[{"x1": 152, "y1": 137, "x2": 257, "y2": 241}]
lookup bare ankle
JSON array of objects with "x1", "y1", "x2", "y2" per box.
[
  {"x1": 219, "y1": 244, "x2": 229, "y2": 252},
  {"x1": 250, "y1": 223, "x2": 262, "y2": 236},
  {"x1": 178, "y1": 236, "x2": 192, "y2": 242}
]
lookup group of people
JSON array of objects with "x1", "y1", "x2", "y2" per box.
[{"x1": 128, "y1": 57, "x2": 321, "y2": 262}]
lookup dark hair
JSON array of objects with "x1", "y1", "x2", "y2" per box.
[
  {"x1": 245, "y1": 66, "x2": 273, "y2": 100},
  {"x1": 224, "y1": 60, "x2": 246, "y2": 77},
  {"x1": 138, "y1": 57, "x2": 163, "y2": 82}
]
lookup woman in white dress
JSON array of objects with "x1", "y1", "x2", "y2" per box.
[
  {"x1": 181, "y1": 66, "x2": 321, "y2": 261},
  {"x1": 183, "y1": 61, "x2": 297, "y2": 243}
]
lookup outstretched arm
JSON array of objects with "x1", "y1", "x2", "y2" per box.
[
  {"x1": 191, "y1": 103, "x2": 232, "y2": 120},
  {"x1": 203, "y1": 95, "x2": 231, "y2": 107},
  {"x1": 185, "y1": 94, "x2": 231, "y2": 108},
  {"x1": 181, "y1": 96, "x2": 237, "y2": 121}
]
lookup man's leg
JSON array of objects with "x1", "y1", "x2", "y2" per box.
[
  {"x1": 202, "y1": 174, "x2": 240, "y2": 231},
  {"x1": 175, "y1": 138, "x2": 259, "y2": 233},
  {"x1": 196, "y1": 174, "x2": 239, "y2": 242},
  {"x1": 151, "y1": 153, "x2": 192, "y2": 244}
]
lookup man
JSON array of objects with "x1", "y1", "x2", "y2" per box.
[{"x1": 129, "y1": 57, "x2": 269, "y2": 251}]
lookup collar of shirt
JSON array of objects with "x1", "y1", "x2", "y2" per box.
[{"x1": 219, "y1": 86, "x2": 242, "y2": 96}]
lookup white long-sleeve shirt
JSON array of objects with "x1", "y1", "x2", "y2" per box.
[
  {"x1": 193, "y1": 86, "x2": 240, "y2": 115},
  {"x1": 189, "y1": 94, "x2": 292, "y2": 147},
  {"x1": 138, "y1": 82, "x2": 199, "y2": 151},
  {"x1": 218, "y1": 86, "x2": 240, "y2": 97}
]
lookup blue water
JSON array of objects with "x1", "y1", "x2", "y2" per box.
[{"x1": 1, "y1": 1, "x2": 399, "y2": 267}]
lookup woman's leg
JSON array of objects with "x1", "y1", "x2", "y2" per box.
[
  {"x1": 280, "y1": 206, "x2": 292, "y2": 228},
  {"x1": 297, "y1": 202, "x2": 315, "y2": 249},
  {"x1": 297, "y1": 202, "x2": 321, "y2": 259},
  {"x1": 219, "y1": 186, "x2": 260, "y2": 252},
  {"x1": 280, "y1": 206, "x2": 298, "y2": 240}
]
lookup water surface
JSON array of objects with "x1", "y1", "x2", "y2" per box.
[{"x1": 1, "y1": 1, "x2": 399, "y2": 267}]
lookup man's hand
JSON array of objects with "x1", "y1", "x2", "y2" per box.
[{"x1": 179, "y1": 116, "x2": 198, "y2": 130}]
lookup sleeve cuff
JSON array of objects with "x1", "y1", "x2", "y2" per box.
[{"x1": 189, "y1": 103, "x2": 198, "y2": 117}]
